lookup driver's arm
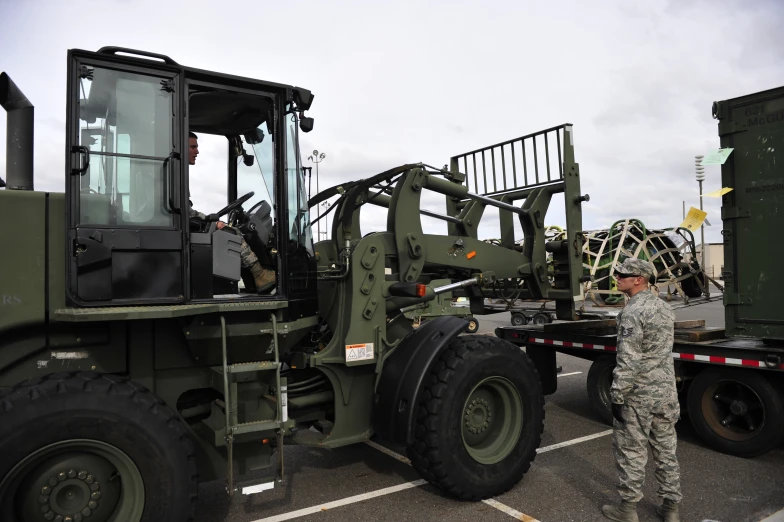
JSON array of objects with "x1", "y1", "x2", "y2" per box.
[{"x1": 190, "y1": 202, "x2": 226, "y2": 229}]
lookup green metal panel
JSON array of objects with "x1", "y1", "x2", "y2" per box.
[
  {"x1": 0, "y1": 191, "x2": 46, "y2": 332},
  {"x1": 715, "y1": 85, "x2": 784, "y2": 339},
  {"x1": 48, "y1": 193, "x2": 67, "y2": 313}
]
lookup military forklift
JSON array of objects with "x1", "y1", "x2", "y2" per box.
[{"x1": 0, "y1": 47, "x2": 588, "y2": 521}]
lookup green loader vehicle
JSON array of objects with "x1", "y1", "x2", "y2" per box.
[{"x1": 0, "y1": 47, "x2": 587, "y2": 521}]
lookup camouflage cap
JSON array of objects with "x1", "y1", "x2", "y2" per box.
[{"x1": 617, "y1": 258, "x2": 655, "y2": 280}]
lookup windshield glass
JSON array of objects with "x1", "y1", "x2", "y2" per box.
[
  {"x1": 236, "y1": 123, "x2": 275, "y2": 221},
  {"x1": 286, "y1": 107, "x2": 314, "y2": 255}
]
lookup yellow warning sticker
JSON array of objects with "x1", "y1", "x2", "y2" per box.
[
  {"x1": 345, "y1": 343, "x2": 374, "y2": 362},
  {"x1": 679, "y1": 207, "x2": 707, "y2": 231},
  {"x1": 704, "y1": 187, "x2": 733, "y2": 198}
]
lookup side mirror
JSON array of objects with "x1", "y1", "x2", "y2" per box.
[
  {"x1": 299, "y1": 117, "x2": 314, "y2": 133},
  {"x1": 244, "y1": 128, "x2": 265, "y2": 145},
  {"x1": 0, "y1": 177, "x2": 5, "y2": 188},
  {"x1": 243, "y1": 153, "x2": 254, "y2": 167}
]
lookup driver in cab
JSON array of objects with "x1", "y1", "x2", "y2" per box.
[{"x1": 188, "y1": 132, "x2": 275, "y2": 293}]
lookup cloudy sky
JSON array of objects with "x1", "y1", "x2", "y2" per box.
[{"x1": 2, "y1": 0, "x2": 783, "y2": 254}]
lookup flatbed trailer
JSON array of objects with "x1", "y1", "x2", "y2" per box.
[{"x1": 496, "y1": 319, "x2": 784, "y2": 457}]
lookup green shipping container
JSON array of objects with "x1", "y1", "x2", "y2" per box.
[{"x1": 714, "y1": 86, "x2": 784, "y2": 340}]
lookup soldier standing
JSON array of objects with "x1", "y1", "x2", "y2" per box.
[{"x1": 601, "y1": 258, "x2": 682, "y2": 522}]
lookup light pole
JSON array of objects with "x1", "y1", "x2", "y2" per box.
[
  {"x1": 321, "y1": 201, "x2": 331, "y2": 239},
  {"x1": 308, "y1": 150, "x2": 326, "y2": 239},
  {"x1": 695, "y1": 155, "x2": 707, "y2": 293}
]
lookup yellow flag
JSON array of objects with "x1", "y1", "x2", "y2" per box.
[
  {"x1": 680, "y1": 207, "x2": 707, "y2": 231},
  {"x1": 704, "y1": 187, "x2": 733, "y2": 198}
]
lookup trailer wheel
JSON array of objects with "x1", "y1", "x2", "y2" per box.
[
  {"x1": 465, "y1": 317, "x2": 479, "y2": 333},
  {"x1": 407, "y1": 335, "x2": 544, "y2": 500},
  {"x1": 0, "y1": 372, "x2": 197, "y2": 522},
  {"x1": 511, "y1": 313, "x2": 527, "y2": 326},
  {"x1": 587, "y1": 356, "x2": 615, "y2": 426},
  {"x1": 687, "y1": 367, "x2": 784, "y2": 457},
  {"x1": 531, "y1": 313, "x2": 550, "y2": 325}
]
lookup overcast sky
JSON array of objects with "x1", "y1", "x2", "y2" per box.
[{"x1": 2, "y1": 0, "x2": 783, "y2": 258}]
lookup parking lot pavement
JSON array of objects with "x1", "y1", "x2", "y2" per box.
[{"x1": 196, "y1": 300, "x2": 784, "y2": 522}]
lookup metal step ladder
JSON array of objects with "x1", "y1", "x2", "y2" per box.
[{"x1": 218, "y1": 314, "x2": 286, "y2": 496}]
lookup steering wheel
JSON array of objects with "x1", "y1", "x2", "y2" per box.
[{"x1": 209, "y1": 191, "x2": 255, "y2": 221}]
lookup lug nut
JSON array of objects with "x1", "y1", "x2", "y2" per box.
[
  {"x1": 74, "y1": 514, "x2": 83, "y2": 522},
  {"x1": 85, "y1": 475, "x2": 94, "y2": 485},
  {"x1": 39, "y1": 495, "x2": 49, "y2": 504},
  {"x1": 82, "y1": 507, "x2": 92, "y2": 517},
  {"x1": 78, "y1": 471, "x2": 87, "y2": 480},
  {"x1": 88, "y1": 501, "x2": 98, "y2": 509},
  {"x1": 91, "y1": 490, "x2": 101, "y2": 500},
  {"x1": 58, "y1": 472, "x2": 67, "y2": 482},
  {"x1": 41, "y1": 486, "x2": 51, "y2": 495},
  {"x1": 44, "y1": 512, "x2": 55, "y2": 521}
]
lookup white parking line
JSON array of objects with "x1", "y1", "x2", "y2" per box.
[
  {"x1": 253, "y1": 429, "x2": 614, "y2": 522},
  {"x1": 251, "y1": 480, "x2": 427, "y2": 522},
  {"x1": 364, "y1": 442, "x2": 538, "y2": 520},
  {"x1": 558, "y1": 371, "x2": 583, "y2": 378},
  {"x1": 364, "y1": 440, "x2": 411, "y2": 465},
  {"x1": 482, "y1": 498, "x2": 541, "y2": 522},
  {"x1": 537, "y1": 430, "x2": 613, "y2": 454}
]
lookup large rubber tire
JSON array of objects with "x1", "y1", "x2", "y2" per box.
[
  {"x1": 406, "y1": 335, "x2": 544, "y2": 500},
  {"x1": 596, "y1": 268, "x2": 623, "y2": 305},
  {"x1": 0, "y1": 372, "x2": 197, "y2": 522},
  {"x1": 687, "y1": 367, "x2": 784, "y2": 457},
  {"x1": 680, "y1": 271, "x2": 708, "y2": 298},
  {"x1": 587, "y1": 356, "x2": 616, "y2": 426}
]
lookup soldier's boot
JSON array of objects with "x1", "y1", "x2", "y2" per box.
[
  {"x1": 249, "y1": 262, "x2": 276, "y2": 293},
  {"x1": 601, "y1": 500, "x2": 639, "y2": 522},
  {"x1": 656, "y1": 499, "x2": 680, "y2": 522}
]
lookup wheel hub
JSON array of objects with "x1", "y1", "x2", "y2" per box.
[
  {"x1": 729, "y1": 400, "x2": 748, "y2": 417},
  {"x1": 464, "y1": 398, "x2": 493, "y2": 434},
  {"x1": 38, "y1": 469, "x2": 101, "y2": 521},
  {"x1": 17, "y1": 451, "x2": 124, "y2": 522},
  {"x1": 460, "y1": 377, "x2": 524, "y2": 465},
  {"x1": 29, "y1": 463, "x2": 111, "y2": 522}
]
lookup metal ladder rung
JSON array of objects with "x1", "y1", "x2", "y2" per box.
[
  {"x1": 232, "y1": 419, "x2": 280, "y2": 435},
  {"x1": 216, "y1": 361, "x2": 280, "y2": 374}
]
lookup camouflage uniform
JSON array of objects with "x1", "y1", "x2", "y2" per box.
[
  {"x1": 189, "y1": 203, "x2": 256, "y2": 268},
  {"x1": 611, "y1": 259, "x2": 682, "y2": 506}
]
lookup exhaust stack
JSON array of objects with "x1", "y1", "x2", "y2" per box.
[{"x1": 0, "y1": 72, "x2": 34, "y2": 191}]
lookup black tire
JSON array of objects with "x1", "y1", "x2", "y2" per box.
[
  {"x1": 531, "y1": 313, "x2": 550, "y2": 325},
  {"x1": 406, "y1": 335, "x2": 544, "y2": 500},
  {"x1": 680, "y1": 271, "x2": 708, "y2": 298},
  {"x1": 587, "y1": 356, "x2": 616, "y2": 426},
  {"x1": 511, "y1": 313, "x2": 527, "y2": 326},
  {"x1": 465, "y1": 317, "x2": 479, "y2": 333},
  {"x1": 0, "y1": 372, "x2": 197, "y2": 522},
  {"x1": 595, "y1": 268, "x2": 623, "y2": 304},
  {"x1": 687, "y1": 367, "x2": 784, "y2": 457}
]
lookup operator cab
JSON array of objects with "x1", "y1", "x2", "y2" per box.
[{"x1": 65, "y1": 47, "x2": 317, "y2": 314}]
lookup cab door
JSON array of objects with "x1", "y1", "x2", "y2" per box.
[{"x1": 66, "y1": 49, "x2": 185, "y2": 305}]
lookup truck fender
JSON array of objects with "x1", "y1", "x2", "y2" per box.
[{"x1": 373, "y1": 315, "x2": 468, "y2": 445}]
